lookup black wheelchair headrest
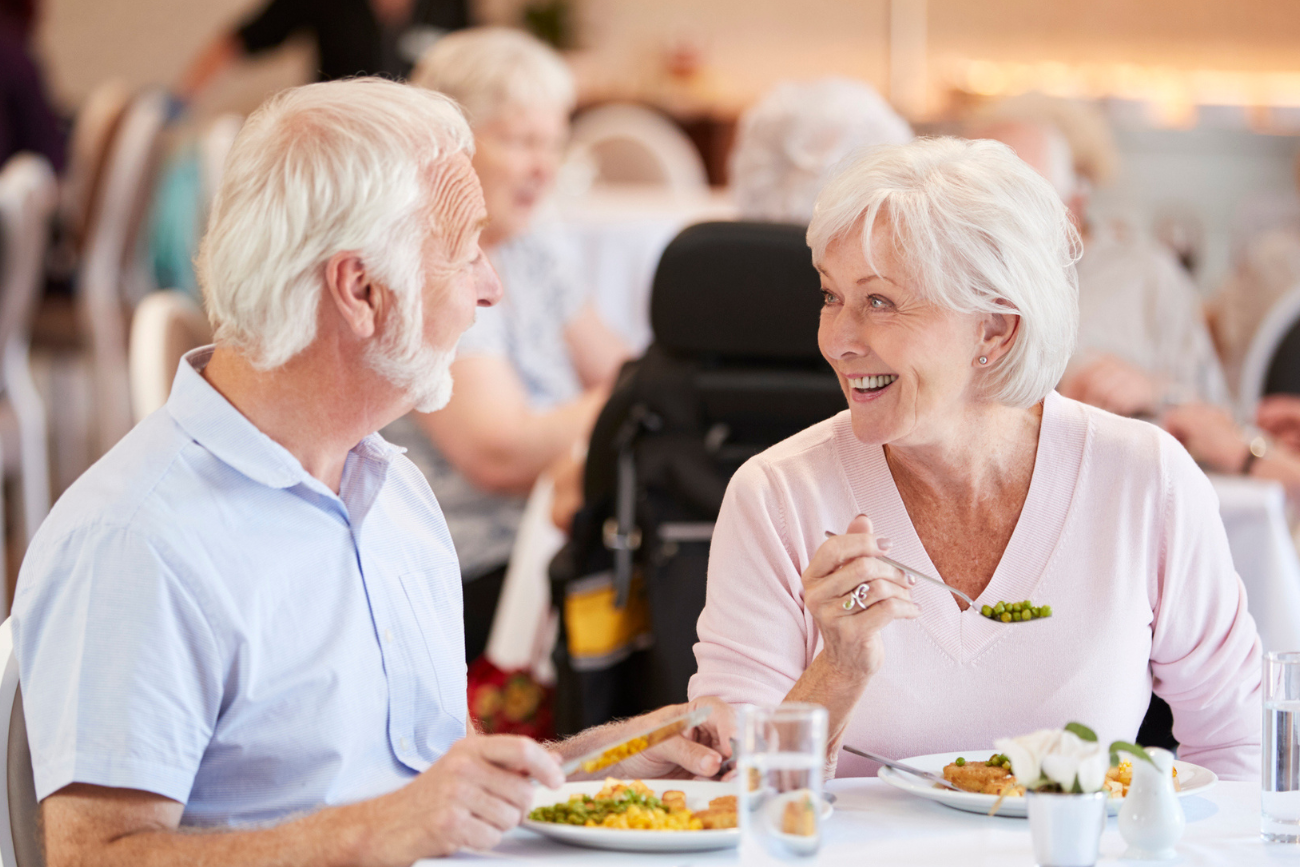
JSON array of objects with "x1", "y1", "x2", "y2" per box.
[{"x1": 650, "y1": 221, "x2": 824, "y2": 363}]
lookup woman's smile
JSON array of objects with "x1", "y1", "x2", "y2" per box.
[{"x1": 846, "y1": 374, "x2": 899, "y2": 401}]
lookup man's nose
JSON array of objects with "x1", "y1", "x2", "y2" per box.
[{"x1": 477, "y1": 257, "x2": 504, "y2": 307}]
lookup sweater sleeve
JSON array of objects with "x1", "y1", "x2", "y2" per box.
[
  {"x1": 1151, "y1": 433, "x2": 1262, "y2": 781},
  {"x1": 688, "y1": 459, "x2": 813, "y2": 706}
]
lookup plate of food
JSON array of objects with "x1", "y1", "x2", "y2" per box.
[
  {"x1": 524, "y1": 778, "x2": 741, "y2": 852},
  {"x1": 877, "y1": 751, "x2": 1217, "y2": 818}
]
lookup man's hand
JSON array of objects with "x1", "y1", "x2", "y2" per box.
[
  {"x1": 1257, "y1": 394, "x2": 1300, "y2": 453},
  {"x1": 560, "y1": 697, "x2": 738, "y2": 782},
  {"x1": 366, "y1": 734, "x2": 564, "y2": 862}
]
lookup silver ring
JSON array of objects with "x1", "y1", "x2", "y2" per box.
[{"x1": 841, "y1": 582, "x2": 871, "y2": 611}]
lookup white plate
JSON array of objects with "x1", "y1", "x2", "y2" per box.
[
  {"x1": 876, "y1": 751, "x2": 1218, "y2": 819},
  {"x1": 523, "y1": 779, "x2": 740, "y2": 852}
]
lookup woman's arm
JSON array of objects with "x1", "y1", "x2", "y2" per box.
[
  {"x1": 690, "y1": 466, "x2": 915, "y2": 770},
  {"x1": 1150, "y1": 433, "x2": 1263, "y2": 781},
  {"x1": 563, "y1": 302, "x2": 633, "y2": 390},
  {"x1": 416, "y1": 356, "x2": 606, "y2": 494}
]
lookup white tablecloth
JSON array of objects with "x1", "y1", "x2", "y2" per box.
[
  {"x1": 1211, "y1": 474, "x2": 1300, "y2": 653},
  {"x1": 429, "y1": 778, "x2": 1292, "y2": 865},
  {"x1": 554, "y1": 185, "x2": 737, "y2": 351}
]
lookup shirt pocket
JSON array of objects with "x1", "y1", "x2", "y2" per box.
[{"x1": 397, "y1": 567, "x2": 465, "y2": 708}]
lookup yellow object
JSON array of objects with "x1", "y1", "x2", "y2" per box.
[
  {"x1": 581, "y1": 737, "x2": 650, "y2": 774},
  {"x1": 565, "y1": 572, "x2": 651, "y2": 663}
]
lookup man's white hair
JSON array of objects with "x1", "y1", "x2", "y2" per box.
[
  {"x1": 410, "y1": 27, "x2": 576, "y2": 126},
  {"x1": 808, "y1": 137, "x2": 1082, "y2": 409},
  {"x1": 198, "y1": 77, "x2": 473, "y2": 370},
  {"x1": 731, "y1": 78, "x2": 913, "y2": 224}
]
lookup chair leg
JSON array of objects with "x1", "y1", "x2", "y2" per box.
[{"x1": 5, "y1": 340, "x2": 49, "y2": 542}]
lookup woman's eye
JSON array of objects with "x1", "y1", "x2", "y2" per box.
[
  {"x1": 820, "y1": 289, "x2": 838, "y2": 306},
  {"x1": 868, "y1": 295, "x2": 891, "y2": 309}
]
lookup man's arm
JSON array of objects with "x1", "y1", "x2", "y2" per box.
[
  {"x1": 563, "y1": 303, "x2": 633, "y2": 391},
  {"x1": 43, "y1": 736, "x2": 563, "y2": 867},
  {"x1": 416, "y1": 356, "x2": 607, "y2": 494}
]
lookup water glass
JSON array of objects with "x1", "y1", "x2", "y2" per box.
[
  {"x1": 737, "y1": 703, "x2": 828, "y2": 861},
  {"x1": 1264, "y1": 650, "x2": 1300, "y2": 842}
]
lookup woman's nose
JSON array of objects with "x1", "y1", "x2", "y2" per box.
[{"x1": 819, "y1": 307, "x2": 870, "y2": 360}]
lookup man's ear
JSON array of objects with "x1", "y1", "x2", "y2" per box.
[
  {"x1": 324, "y1": 250, "x2": 380, "y2": 340},
  {"x1": 980, "y1": 311, "x2": 1020, "y2": 364}
]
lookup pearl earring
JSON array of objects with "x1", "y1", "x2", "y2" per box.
[{"x1": 978, "y1": 356, "x2": 988, "y2": 365}]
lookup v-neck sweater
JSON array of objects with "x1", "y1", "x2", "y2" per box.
[{"x1": 688, "y1": 392, "x2": 1263, "y2": 781}]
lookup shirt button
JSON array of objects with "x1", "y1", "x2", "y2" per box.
[
  {"x1": 384, "y1": 628, "x2": 394, "y2": 644},
  {"x1": 400, "y1": 737, "x2": 410, "y2": 751}
]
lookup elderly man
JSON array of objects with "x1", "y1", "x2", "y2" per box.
[
  {"x1": 11, "y1": 79, "x2": 729, "y2": 866},
  {"x1": 974, "y1": 118, "x2": 1230, "y2": 416}
]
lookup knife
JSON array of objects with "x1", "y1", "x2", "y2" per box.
[
  {"x1": 560, "y1": 706, "x2": 713, "y2": 777},
  {"x1": 843, "y1": 745, "x2": 964, "y2": 792}
]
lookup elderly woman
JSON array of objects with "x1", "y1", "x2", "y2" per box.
[
  {"x1": 688, "y1": 137, "x2": 1262, "y2": 781},
  {"x1": 383, "y1": 27, "x2": 632, "y2": 662},
  {"x1": 730, "y1": 77, "x2": 911, "y2": 224}
]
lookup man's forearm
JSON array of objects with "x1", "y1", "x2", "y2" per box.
[{"x1": 46, "y1": 796, "x2": 383, "y2": 867}]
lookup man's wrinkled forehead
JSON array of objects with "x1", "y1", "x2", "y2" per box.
[{"x1": 425, "y1": 153, "x2": 487, "y2": 262}]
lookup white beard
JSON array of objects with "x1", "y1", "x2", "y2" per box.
[{"x1": 365, "y1": 291, "x2": 456, "y2": 414}]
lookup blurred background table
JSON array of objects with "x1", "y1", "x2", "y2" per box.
[
  {"x1": 433, "y1": 777, "x2": 1283, "y2": 865},
  {"x1": 1211, "y1": 474, "x2": 1300, "y2": 654}
]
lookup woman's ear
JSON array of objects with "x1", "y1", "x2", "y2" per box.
[
  {"x1": 979, "y1": 311, "x2": 1020, "y2": 364},
  {"x1": 324, "y1": 250, "x2": 380, "y2": 340}
]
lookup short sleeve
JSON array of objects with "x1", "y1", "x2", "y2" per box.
[
  {"x1": 12, "y1": 524, "x2": 224, "y2": 803},
  {"x1": 689, "y1": 459, "x2": 812, "y2": 707},
  {"x1": 235, "y1": 0, "x2": 311, "y2": 55},
  {"x1": 1149, "y1": 435, "x2": 1263, "y2": 781}
]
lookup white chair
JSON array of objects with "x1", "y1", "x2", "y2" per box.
[
  {"x1": 1236, "y1": 282, "x2": 1300, "y2": 422},
  {"x1": 0, "y1": 156, "x2": 57, "y2": 559},
  {"x1": 77, "y1": 89, "x2": 168, "y2": 456},
  {"x1": 0, "y1": 618, "x2": 41, "y2": 867},
  {"x1": 568, "y1": 103, "x2": 708, "y2": 194},
  {"x1": 128, "y1": 290, "x2": 211, "y2": 423}
]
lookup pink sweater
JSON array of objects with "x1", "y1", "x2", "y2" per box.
[{"x1": 689, "y1": 392, "x2": 1263, "y2": 781}]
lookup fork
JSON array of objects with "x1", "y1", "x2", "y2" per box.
[{"x1": 823, "y1": 529, "x2": 978, "y2": 608}]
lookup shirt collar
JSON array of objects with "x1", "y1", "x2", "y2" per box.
[{"x1": 166, "y1": 346, "x2": 405, "y2": 491}]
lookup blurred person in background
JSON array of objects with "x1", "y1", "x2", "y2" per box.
[
  {"x1": 389, "y1": 27, "x2": 633, "y2": 665},
  {"x1": 0, "y1": 0, "x2": 64, "y2": 171},
  {"x1": 729, "y1": 77, "x2": 911, "y2": 224},
  {"x1": 1206, "y1": 151, "x2": 1300, "y2": 395},
  {"x1": 178, "y1": 0, "x2": 469, "y2": 100},
  {"x1": 973, "y1": 112, "x2": 1229, "y2": 416},
  {"x1": 1164, "y1": 397, "x2": 1300, "y2": 500}
]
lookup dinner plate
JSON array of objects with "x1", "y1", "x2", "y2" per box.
[
  {"x1": 523, "y1": 779, "x2": 741, "y2": 852},
  {"x1": 876, "y1": 751, "x2": 1218, "y2": 819}
]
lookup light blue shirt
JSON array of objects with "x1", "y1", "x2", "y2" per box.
[{"x1": 11, "y1": 347, "x2": 467, "y2": 826}]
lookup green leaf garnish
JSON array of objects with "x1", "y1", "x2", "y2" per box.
[
  {"x1": 1109, "y1": 741, "x2": 1155, "y2": 768},
  {"x1": 1065, "y1": 722, "x2": 1098, "y2": 742}
]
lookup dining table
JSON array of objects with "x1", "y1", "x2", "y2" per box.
[{"x1": 429, "y1": 776, "x2": 1291, "y2": 865}]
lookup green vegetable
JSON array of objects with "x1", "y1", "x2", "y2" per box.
[
  {"x1": 955, "y1": 757, "x2": 966, "y2": 766},
  {"x1": 982, "y1": 599, "x2": 1053, "y2": 622},
  {"x1": 981, "y1": 605, "x2": 993, "y2": 617}
]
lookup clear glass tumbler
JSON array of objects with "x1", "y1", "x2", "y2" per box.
[
  {"x1": 738, "y1": 703, "x2": 828, "y2": 861},
  {"x1": 1264, "y1": 650, "x2": 1300, "y2": 842}
]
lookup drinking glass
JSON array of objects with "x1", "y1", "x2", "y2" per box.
[
  {"x1": 737, "y1": 703, "x2": 828, "y2": 860},
  {"x1": 1264, "y1": 651, "x2": 1300, "y2": 842}
]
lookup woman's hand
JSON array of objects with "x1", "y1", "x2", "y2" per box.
[
  {"x1": 803, "y1": 515, "x2": 919, "y2": 683},
  {"x1": 1162, "y1": 402, "x2": 1249, "y2": 473}
]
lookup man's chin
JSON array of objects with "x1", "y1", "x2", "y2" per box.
[{"x1": 410, "y1": 381, "x2": 452, "y2": 414}]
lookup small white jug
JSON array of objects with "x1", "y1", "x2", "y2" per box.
[{"x1": 1117, "y1": 746, "x2": 1185, "y2": 860}]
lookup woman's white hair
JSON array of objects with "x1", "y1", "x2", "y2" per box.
[
  {"x1": 808, "y1": 137, "x2": 1082, "y2": 408},
  {"x1": 410, "y1": 27, "x2": 575, "y2": 126},
  {"x1": 731, "y1": 78, "x2": 912, "y2": 223},
  {"x1": 197, "y1": 77, "x2": 473, "y2": 370}
]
